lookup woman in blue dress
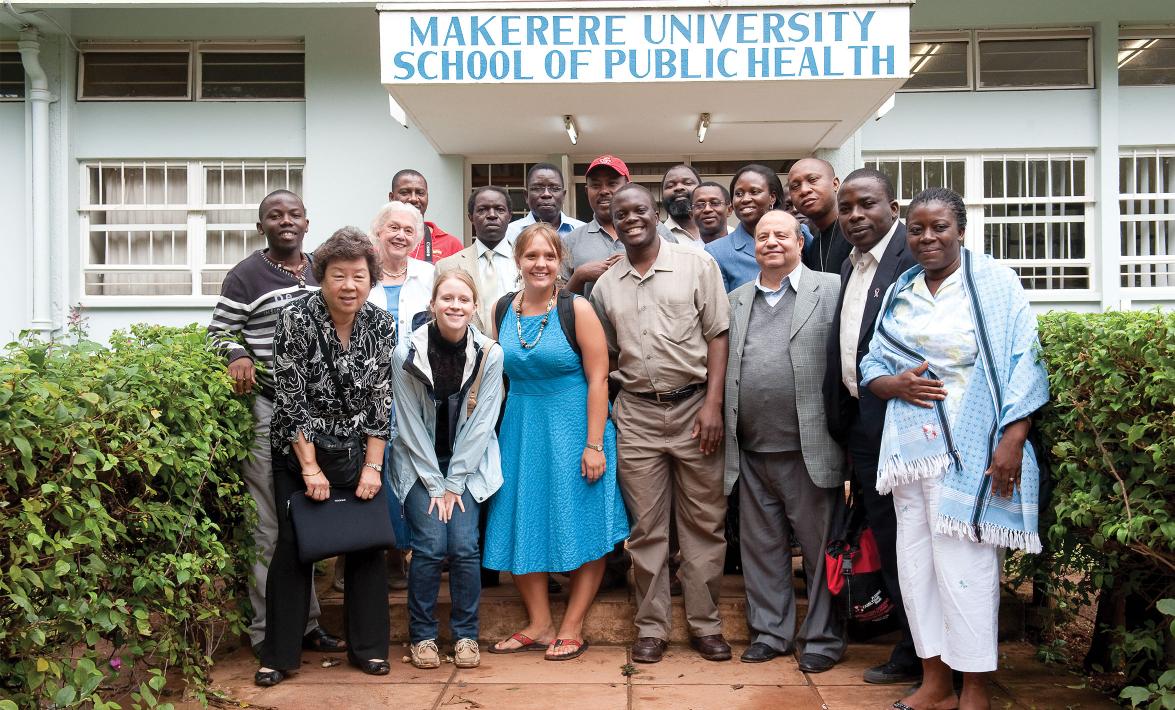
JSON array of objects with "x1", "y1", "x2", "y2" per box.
[{"x1": 483, "y1": 223, "x2": 629, "y2": 661}]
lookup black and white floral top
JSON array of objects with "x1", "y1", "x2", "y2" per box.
[{"x1": 271, "y1": 291, "x2": 396, "y2": 454}]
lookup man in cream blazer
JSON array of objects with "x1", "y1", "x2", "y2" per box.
[
  {"x1": 436, "y1": 186, "x2": 518, "y2": 333},
  {"x1": 722, "y1": 210, "x2": 846, "y2": 671}
]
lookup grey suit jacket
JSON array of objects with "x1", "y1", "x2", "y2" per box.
[{"x1": 723, "y1": 267, "x2": 846, "y2": 494}]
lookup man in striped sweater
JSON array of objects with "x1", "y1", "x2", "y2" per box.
[{"x1": 207, "y1": 190, "x2": 344, "y2": 656}]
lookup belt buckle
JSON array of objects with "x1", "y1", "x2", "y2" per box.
[{"x1": 654, "y1": 391, "x2": 666, "y2": 404}]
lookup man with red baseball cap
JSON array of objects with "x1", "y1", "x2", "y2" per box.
[{"x1": 563, "y1": 155, "x2": 676, "y2": 297}]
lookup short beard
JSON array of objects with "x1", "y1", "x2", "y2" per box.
[{"x1": 666, "y1": 196, "x2": 692, "y2": 221}]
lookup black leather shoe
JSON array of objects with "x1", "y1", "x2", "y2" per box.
[
  {"x1": 798, "y1": 653, "x2": 837, "y2": 673},
  {"x1": 350, "y1": 658, "x2": 390, "y2": 676},
  {"x1": 689, "y1": 634, "x2": 732, "y2": 661},
  {"x1": 254, "y1": 669, "x2": 287, "y2": 687},
  {"x1": 631, "y1": 637, "x2": 669, "y2": 663},
  {"x1": 740, "y1": 642, "x2": 791, "y2": 663},
  {"x1": 302, "y1": 627, "x2": 347, "y2": 652},
  {"x1": 863, "y1": 660, "x2": 923, "y2": 684}
]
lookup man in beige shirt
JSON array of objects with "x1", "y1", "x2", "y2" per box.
[{"x1": 590, "y1": 184, "x2": 732, "y2": 664}]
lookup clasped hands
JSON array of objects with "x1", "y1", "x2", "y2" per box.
[
  {"x1": 427, "y1": 491, "x2": 466, "y2": 523},
  {"x1": 302, "y1": 466, "x2": 382, "y2": 501}
]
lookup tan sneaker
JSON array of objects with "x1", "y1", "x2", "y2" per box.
[
  {"x1": 411, "y1": 639, "x2": 441, "y2": 669},
  {"x1": 454, "y1": 638, "x2": 481, "y2": 669}
]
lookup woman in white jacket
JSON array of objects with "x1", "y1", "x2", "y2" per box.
[{"x1": 390, "y1": 269, "x2": 503, "y2": 672}]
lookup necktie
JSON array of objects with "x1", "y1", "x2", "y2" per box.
[{"x1": 482, "y1": 250, "x2": 499, "y2": 326}]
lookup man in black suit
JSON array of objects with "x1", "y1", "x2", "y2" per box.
[{"x1": 824, "y1": 168, "x2": 921, "y2": 685}]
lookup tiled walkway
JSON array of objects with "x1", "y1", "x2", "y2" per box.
[{"x1": 197, "y1": 639, "x2": 1116, "y2": 709}]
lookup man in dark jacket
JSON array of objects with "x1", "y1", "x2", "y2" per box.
[{"x1": 824, "y1": 168, "x2": 921, "y2": 685}]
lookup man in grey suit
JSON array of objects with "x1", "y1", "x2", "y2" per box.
[{"x1": 723, "y1": 209, "x2": 845, "y2": 671}]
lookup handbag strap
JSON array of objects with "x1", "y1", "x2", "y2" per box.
[{"x1": 313, "y1": 324, "x2": 358, "y2": 419}]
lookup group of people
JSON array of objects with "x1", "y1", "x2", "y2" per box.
[{"x1": 208, "y1": 154, "x2": 1049, "y2": 710}]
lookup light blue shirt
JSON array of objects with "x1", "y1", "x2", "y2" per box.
[
  {"x1": 504, "y1": 210, "x2": 586, "y2": 243},
  {"x1": 704, "y1": 223, "x2": 759, "y2": 293},
  {"x1": 382, "y1": 284, "x2": 403, "y2": 322},
  {"x1": 754, "y1": 263, "x2": 803, "y2": 307}
]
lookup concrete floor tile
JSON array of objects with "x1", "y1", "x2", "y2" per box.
[
  {"x1": 439, "y1": 682, "x2": 627, "y2": 710},
  {"x1": 806, "y1": 643, "x2": 892, "y2": 686},
  {"x1": 817, "y1": 683, "x2": 914, "y2": 709},
  {"x1": 453, "y1": 645, "x2": 630, "y2": 684},
  {"x1": 632, "y1": 684, "x2": 824, "y2": 709},
  {"x1": 629, "y1": 645, "x2": 807, "y2": 686},
  {"x1": 192, "y1": 682, "x2": 445, "y2": 709}
]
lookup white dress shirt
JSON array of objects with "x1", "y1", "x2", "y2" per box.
[
  {"x1": 474, "y1": 238, "x2": 519, "y2": 324},
  {"x1": 839, "y1": 221, "x2": 899, "y2": 397},
  {"x1": 754, "y1": 262, "x2": 803, "y2": 307}
]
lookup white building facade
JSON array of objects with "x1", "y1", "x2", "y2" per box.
[{"x1": 1, "y1": 0, "x2": 1172, "y2": 342}]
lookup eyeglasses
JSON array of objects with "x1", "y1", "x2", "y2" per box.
[
  {"x1": 692, "y1": 199, "x2": 728, "y2": 211},
  {"x1": 527, "y1": 185, "x2": 565, "y2": 195}
]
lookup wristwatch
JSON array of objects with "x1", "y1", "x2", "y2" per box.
[
  {"x1": 585, "y1": 442, "x2": 604, "y2": 452},
  {"x1": 363, "y1": 462, "x2": 383, "y2": 472}
]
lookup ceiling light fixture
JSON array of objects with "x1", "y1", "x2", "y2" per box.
[
  {"x1": 697, "y1": 113, "x2": 711, "y2": 143},
  {"x1": 563, "y1": 115, "x2": 578, "y2": 145}
]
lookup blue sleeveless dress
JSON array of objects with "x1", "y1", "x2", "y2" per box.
[{"x1": 483, "y1": 306, "x2": 629, "y2": 574}]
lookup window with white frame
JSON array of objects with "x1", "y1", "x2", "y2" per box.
[
  {"x1": 78, "y1": 41, "x2": 304, "y2": 101},
  {"x1": 866, "y1": 152, "x2": 1094, "y2": 293},
  {"x1": 1, "y1": 46, "x2": 24, "y2": 100},
  {"x1": 1118, "y1": 29, "x2": 1175, "y2": 86},
  {"x1": 901, "y1": 29, "x2": 1093, "y2": 92},
  {"x1": 1120, "y1": 148, "x2": 1175, "y2": 290},
  {"x1": 81, "y1": 159, "x2": 304, "y2": 299}
]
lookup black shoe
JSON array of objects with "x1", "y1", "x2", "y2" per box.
[
  {"x1": 350, "y1": 658, "x2": 390, "y2": 676},
  {"x1": 740, "y1": 642, "x2": 790, "y2": 663},
  {"x1": 863, "y1": 660, "x2": 923, "y2": 685},
  {"x1": 302, "y1": 627, "x2": 347, "y2": 652},
  {"x1": 797, "y1": 653, "x2": 837, "y2": 673},
  {"x1": 254, "y1": 668, "x2": 287, "y2": 687}
]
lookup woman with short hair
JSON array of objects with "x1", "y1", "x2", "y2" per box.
[
  {"x1": 389, "y1": 270, "x2": 504, "y2": 671},
  {"x1": 860, "y1": 188, "x2": 1049, "y2": 710},
  {"x1": 256, "y1": 226, "x2": 395, "y2": 686}
]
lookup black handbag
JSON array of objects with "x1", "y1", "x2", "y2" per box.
[{"x1": 287, "y1": 488, "x2": 396, "y2": 564}]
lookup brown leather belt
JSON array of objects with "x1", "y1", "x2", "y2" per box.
[{"x1": 627, "y1": 383, "x2": 702, "y2": 404}]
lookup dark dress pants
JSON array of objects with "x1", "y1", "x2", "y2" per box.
[
  {"x1": 847, "y1": 417, "x2": 918, "y2": 670},
  {"x1": 260, "y1": 444, "x2": 389, "y2": 670}
]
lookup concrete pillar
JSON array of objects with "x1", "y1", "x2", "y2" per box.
[
  {"x1": 1095, "y1": 20, "x2": 1122, "y2": 311},
  {"x1": 816, "y1": 128, "x2": 864, "y2": 181}
]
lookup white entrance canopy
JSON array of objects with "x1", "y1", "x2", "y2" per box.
[{"x1": 377, "y1": 0, "x2": 911, "y2": 156}]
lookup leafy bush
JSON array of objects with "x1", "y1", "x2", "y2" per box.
[
  {"x1": 0, "y1": 325, "x2": 256, "y2": 708},
  {"x1": 1027, "y1": 310, "x2": 1174, "y2": 708}
]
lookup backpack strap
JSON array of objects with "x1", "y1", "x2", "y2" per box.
[
  {"x1": 493, "y1": 292, "x2": 516, "y2": 338},
  {"x1": 557, "y1": 289, "x2": 580, "y2": 357},
  {"x1": 464, "y1": 342, "x2": 496, "y2": 417}
]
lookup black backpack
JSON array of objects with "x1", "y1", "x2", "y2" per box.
[{"x1": 493, "y1": 290, "x2": 580, "y2": 355}]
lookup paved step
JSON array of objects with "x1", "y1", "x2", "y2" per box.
[{"x1": 314, "y1": 561, "x2": 1027, "y2": 645}]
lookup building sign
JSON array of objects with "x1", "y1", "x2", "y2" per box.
[{"x1": 380, "y1": 8, "x2": 908, "y2": 84}]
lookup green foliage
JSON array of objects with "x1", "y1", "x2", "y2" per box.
[
  {"x1": 0, "y1": 325, "x2": 256, "y2": 707},
  {"x1": 1019, "y1": 310, "x2": 1174, "y2": 705}
]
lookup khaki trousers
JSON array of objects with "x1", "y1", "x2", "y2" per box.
[{"x1": 612, "y1": 390, "x2": 727, "y2": 640}]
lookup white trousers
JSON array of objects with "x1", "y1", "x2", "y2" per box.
[{"x1": 892, "y1": 475, "x2": 1001, "y2": 673}]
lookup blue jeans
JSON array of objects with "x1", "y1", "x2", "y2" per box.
[{"x1": 405, "y1": 480, "x2": 481, "y2": 643}]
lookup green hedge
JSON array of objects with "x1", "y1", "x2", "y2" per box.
[
  {"x1": 0, "y1": 325, "x2": 256, "y2": 709},
  {"x1": 1031, "y1": 310, "x2": 1175, "y2": 708}
]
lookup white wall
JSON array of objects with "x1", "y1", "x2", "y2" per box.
[
  {"x1": 0, "y1": 102, "x2": 28, "y2": 343},
  {"x1": 62, "y1": 7, "x2": 466, "y2": 341}
]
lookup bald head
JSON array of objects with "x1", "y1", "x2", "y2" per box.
[
  {"x1": 787, "y1": 158, "x2": 840, "y2": 229},
  {"x1": 753, "y1": 209, "x2": 804, "y2": 273}
]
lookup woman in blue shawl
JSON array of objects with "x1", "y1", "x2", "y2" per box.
[{"x1": 859, "y1": 188, "x2": 1049, "y2": 710}]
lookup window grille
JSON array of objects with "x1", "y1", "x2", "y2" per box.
[
  {"x1": 81, "y1": 159, "x2": 304, "y2": 299},
  {"x1": 1120, "y1": 148, "x2": 1175, "y2": 290},
  {"x1": 865, "y1": 152, "x2": 1093, "y2": 293}
]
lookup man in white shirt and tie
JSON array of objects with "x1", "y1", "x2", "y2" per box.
[{"x1": 437, "y1": 186, "x2": 518, "y2": 332}]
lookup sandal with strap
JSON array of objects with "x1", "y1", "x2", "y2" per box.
[
  {"x1": 545, "y1": 638, "x2": 589, "y2": 661},
  {"x1": 489, "y1": 632, "x2": 549, "y2": 654}
]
